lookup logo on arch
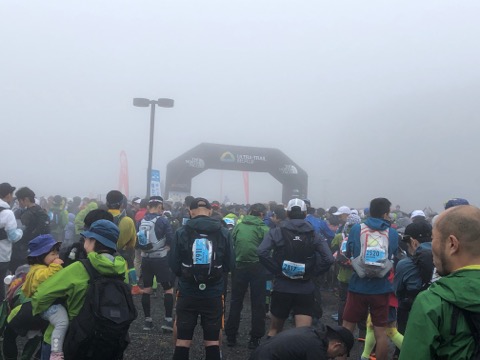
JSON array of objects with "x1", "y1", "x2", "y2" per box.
[
  {"x1": 220, "y1": 152, "x2": 236, "y2": 162},
  {"x1": 280, "y1": 164, "x2": 298, "y2": 174}
]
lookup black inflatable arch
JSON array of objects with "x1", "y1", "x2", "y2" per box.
[{"x1": 165, "y1": 143, "x2": 308, "y2": 204}]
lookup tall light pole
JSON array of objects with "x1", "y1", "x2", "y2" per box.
[{"x1": 133, "y1": 97, "x2": 174, "y2": 198}]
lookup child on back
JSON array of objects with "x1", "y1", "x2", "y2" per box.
[{"x1": 23, "y1": 234, "x2": 69, "y2": 360}]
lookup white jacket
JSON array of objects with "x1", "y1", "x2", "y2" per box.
[{"x1": 0, "y1": 199, "x2": 23, "y2": 262}]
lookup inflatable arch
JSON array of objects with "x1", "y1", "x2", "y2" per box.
[{"x1": 165, "y1": 143, "x2": 308, "y2": 204}]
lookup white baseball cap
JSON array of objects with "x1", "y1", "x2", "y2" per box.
[
  {"x1": 286, "y1": 198, "x2": 307, "y2": 212},
  {"x1": 333, "y1": 206, "x2": 351, "y2": 216},
  {"x1": 411, "y1": 210, "x2": 426, "y2": 219}
]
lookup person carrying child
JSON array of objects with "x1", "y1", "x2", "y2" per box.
[{"x1": 22, "y1": 234, "x2": 68, "y2": 360}]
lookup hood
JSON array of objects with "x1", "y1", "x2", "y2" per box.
[
  {"x1": 240, "y1": 215, "x2": 265, "y2": 226},
  {"x1": 283, "y1": 218, "x2": 314, "y2": 233},
  {"x1": 365, "y1": 217, "x2": 391, "y2": 231},
  {"x1": 30, "y1": 204, "x2": 47, "y2": 215},
  {"x1": 85, "y1": 202, "x2": 98, "y2": 212},
  {"x1": 0, "y1": 199, "x2": 11, "y2": 209},
  {"x1": 87, "y1": 251, "x2": 126, "y2": 276},
  {"x1": 68, "y1": 213, "x2": 75, "y2": 221},
  {"x1": 186, "y1": 215, "x2": 222, "y2": 234},
  {"x1": 224, "y1": 213, "x2": 238, "y2": 220},
  {"x1": 429, "y1": 267, "x2": 480, "y2": 312}
]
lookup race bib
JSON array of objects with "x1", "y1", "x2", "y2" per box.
[
  {"x1": 282, "y1": 260, "x2": 306, "y2": 279},
  {"x1": 365, "y1": 247, "x2": 386, "y2": 266},
  {"x1": 192, "y1": 238, "x2": 212, "y2": 265}
]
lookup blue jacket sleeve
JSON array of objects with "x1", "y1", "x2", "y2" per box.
[
  {"x1": 319, "y1": 220, "x2": 335, "y2": 241},
  {"x1": 393, "y1": 259, "x2": 407, "y2": 296},
  {"x1": 388, "y1": 228, "x2": 399, "y2": 259},
  {"x1": 394, "y1": 258, "x2": 422, "y2": 297}
]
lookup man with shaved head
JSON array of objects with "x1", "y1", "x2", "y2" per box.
[{"x1": 399, "y1": 205, "x2": 480, "y2": 359}]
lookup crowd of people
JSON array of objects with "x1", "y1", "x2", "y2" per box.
[{"x1": 0, "y1": 180, "x2": 479, "y2": 360}]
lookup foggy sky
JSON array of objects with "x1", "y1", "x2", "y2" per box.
[{"x1": 2, "y1": 1, "x2": 480, "y2": 212}]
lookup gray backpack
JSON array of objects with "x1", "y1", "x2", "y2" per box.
[{"x1": 351, "y1": 223, "x2": 392, "y2": 278}]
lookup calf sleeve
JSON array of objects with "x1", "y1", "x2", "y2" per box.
[
  {"x1": 173, "y1": 346, "x2": 189, "y2": 360},
  {"x1": 164, "y1": 293, "x2": 173, "y2": 318},
  {"x1": 387, "y1": 327, "x2": 404, "y2": 349},
  {"x1": 361, "y1": 324, "x2": 376, "y2": 358},
  {"x1": 205, "y1": 346, "x2": 220, "y2": 360}
]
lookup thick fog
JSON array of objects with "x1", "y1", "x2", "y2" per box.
[{"x1": 2, "y1": 1, "x2": 480, "y2": 212}]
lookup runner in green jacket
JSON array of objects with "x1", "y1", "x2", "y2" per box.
[{"x1": 400, "y1": 205, "x2": 480, "y2": 360}]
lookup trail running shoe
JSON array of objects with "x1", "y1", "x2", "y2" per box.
[{"x1": 143, "y1": 319, "x2": 153, "y2": 331}]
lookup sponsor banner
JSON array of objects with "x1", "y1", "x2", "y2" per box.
[{"x1": 150, "y1": 169, "x2": 161, "y2": 196}]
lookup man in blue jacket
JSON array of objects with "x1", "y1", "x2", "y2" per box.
[
  {"x1": 304, "y1": 199, "x2": 335, "y2": 242},
  {"x1": 342, "y1": 197, "x2": 398, "y2": 360},
  {"x1": 393, "y1": 221, "x2": 433, "y2": 335}
]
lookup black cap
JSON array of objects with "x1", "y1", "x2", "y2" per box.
[
  {"x1": 327, "y1": 325, "x2": 354, "y2": 355},
  {"x1": 404, "y1": 221, "x2": 432, "y2": 241},
  {"x1": 250, "y1": 203, "x2": 267, "y2": 213},
  {"x1": 53, "y1": 195, "x2": 63, "y2": 205},
  {"x1": 184, "y1": 195, "x2": 195, "y2": 206},
  {"x1": 0, "y1": 183, "x2": 16, "y2": 198},
  {"x1": 189, "y1": 197, "x2": 211, "y2": 210},
  {"x1": 106, "y1": 190, "x2": 124, "y2": 207}
]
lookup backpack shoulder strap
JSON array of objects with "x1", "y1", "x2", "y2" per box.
[
  {"x1": 446, "y1": 303, "x2": 480, "y2": 360},
  {"x1": 463, "y1": 309, "x2": 480, "y2": 338},
  {"x1": 450, "y1": 303, "x2": 478, "y2": 336},
  {"x1": 80, "y1": 259, "x2": 100, "y2": 281},
  {"x1": 359, "y1": 223, "x2": 370, "y2": 255}
]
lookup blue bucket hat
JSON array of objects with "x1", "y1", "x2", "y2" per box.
[
  {"x1": 80, "y1": 219, "x2": 119, "y2": 250},
  {"x1": 28, "y1": 234, "x2": 59, "y2": 257}
]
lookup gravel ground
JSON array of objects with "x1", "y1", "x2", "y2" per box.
[{"x1": 122, "y1": 285, "x2": 366, "y2": 360}]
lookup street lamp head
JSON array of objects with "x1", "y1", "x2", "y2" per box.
[
  {"x1": 133, "y1": 98, "x2": 151, "y2": 107},
  {"x1": 157, "y1": 98, "x2": 174, "y2": 108}
]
